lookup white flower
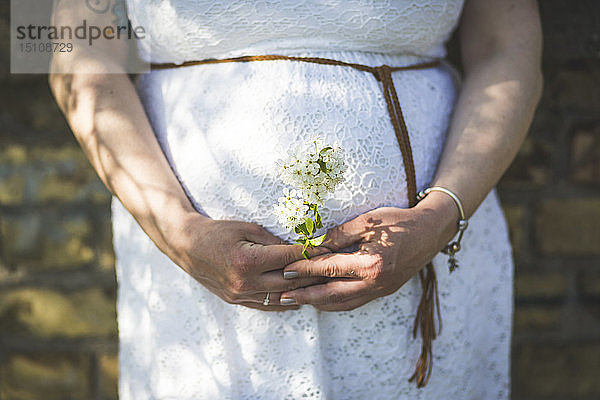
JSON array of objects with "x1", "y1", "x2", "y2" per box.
[
  {"x1": 276, "y1": 138, "x2": 347, "y2": 208},
  {"x1": 307, "y1": 163, "x2": 320, "y2": 175},
  {"x1": 274, "y1": 136, "x2": 347, "y2": 235},
  {"x1": 273, "y1": 188, "x2": 310, "y2": 230}
]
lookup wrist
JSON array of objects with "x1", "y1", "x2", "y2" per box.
[
  {"x1": 151, "y1": 204, "x2": 213, "y2": 269},
  {"x1": 128, "y1": 190, "x2": 210, "y2": 256},
  {"x1": 414, "y1": 190, "x2": 460, "y2": 249},
  {"x1": 162, "y1": 202, "x2": 211, "y2": 245}
]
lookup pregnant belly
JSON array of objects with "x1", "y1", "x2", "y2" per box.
[{"x1": 136, "y1": 51, "x2": 458, "y2": 241}]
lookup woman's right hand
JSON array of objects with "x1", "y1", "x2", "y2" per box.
[{"x1": 164, "y1": 212, "x2": 328, "y2": 311}]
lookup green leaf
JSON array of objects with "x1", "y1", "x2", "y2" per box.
[
  {"x1": 309, "y1": 234, "x2": 326, "y2": 247},
  {"x1": 320, "y1": 146, "x2": 333, "y2": 153},
  {"x1": 315, "y1": 212, "x2": 323, "y2": 229},
  {"x1": 301, "y1": 240, "x2": 312, "y2": 259},
  {"x1": 305, "y1": 218, "x2": 314, "y2": 235},
  {"x1": 318, "y1": 159, "x2": 327, "y2": 172},
  {"x1": 311, "y1": 205, "x2": 320, "y2": 218},
  {"x1": 295, "y1": 222, "x2": 310, "y2": 237}
]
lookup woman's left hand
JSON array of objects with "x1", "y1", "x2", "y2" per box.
[{"x1": 279, "y1": 192, "x2": 459, "y2": 311}]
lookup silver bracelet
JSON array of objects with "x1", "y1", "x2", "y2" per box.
[{"x1": 416, "y1": 186, "x2": 469, "y2": 273}]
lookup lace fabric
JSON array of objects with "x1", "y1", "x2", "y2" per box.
[
  {"x1": 125, "y1": 0, "x2": 464, "y2": 63},
  {"x1": 112, "y1": 1, "x2": 513, "y2": 399}
]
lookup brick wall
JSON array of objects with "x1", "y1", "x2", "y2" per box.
[
  {"x1": 0, "y1": 1, "x2": 118, "y2": 398},
  {"x1": 1, "y1": 1, "x2": 599, "y2": 399},
  {"x1": 498, "y1": 2, "x2": 600, "y2": 399}
]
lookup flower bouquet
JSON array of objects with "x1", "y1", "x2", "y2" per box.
[{"x1": 273, "y1": 137, "x2": 347, "y2": 258}]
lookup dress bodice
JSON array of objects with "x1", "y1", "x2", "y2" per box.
[{"x1": 125, "y1": 0, "x2": 465, "y2": 63}]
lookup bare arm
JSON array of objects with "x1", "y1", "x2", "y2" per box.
[
  {"x1": 280, "y1": 0, "x2": 543, "y2": 310},
  {"x1": 431, "y1": 0, "x2": 543, "y2": 217},
  {"x1": 49, "y1": 21, "x2": 198, "y2": 261},
  {"x1": 49, "y1": 0, "x2": 324, "y2": 310}
]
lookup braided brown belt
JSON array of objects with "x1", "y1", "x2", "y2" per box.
[{"x1": 151, "y1": 54, "x2": 443, "y2": 388}]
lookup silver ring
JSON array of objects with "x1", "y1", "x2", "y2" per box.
[{"x1": 262, "y1": 292, "x2": 271, "y2": 306}]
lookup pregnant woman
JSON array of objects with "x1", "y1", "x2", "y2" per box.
[{"x1": 49, "y1": 0, "x2": 542, "y2": 398}]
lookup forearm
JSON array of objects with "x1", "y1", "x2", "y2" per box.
[
  {"x1": 431, "y1": 52, "x2": 543, "y2": 218},
  {"x1": 49, "y1": 64, "x2": 204, "y2": 254},
  {"x1": 425, "y1": 0, "x2": 543, "y2": 219}
]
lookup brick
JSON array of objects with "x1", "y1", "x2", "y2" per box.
[
  {"x1": 571, "y1": 124, "x2": 600, "y2": 185},
  {"x1": 513, "y1": 343, "x2": 600, "y2": 397},
  {"x1": 0, "y1": 353, "x2": 90, "y2": 400},
  {"x1": 0, "y1": 213, "x2": 42, "y2": 260},
  {"x1": 546, "y1": 66, "x2": 600, "y2": 114},
  {"x1": 499, "y1": 136, "x2": 552, "y2": 187},
  {"x1": 29, "y1": 146, "x2": 89, "y2": 166},
  {"x1": 0, "y1": 79, "x2": 70, "y2": 134},
  {"x1": 0, "y1": 171, "x2": 26, "y2": 205},
  {"x1": 539, "y1": 1, "x2": 600, "y2": 61},
  {"x1": 515, "y1": 271, "x2": 568, "y2": 300},
  {"x1": 35, "y1": 171, "x2": 111, "y2": 205},
  {"x1": 0, "y1": 145, "x2": 110, "y2": 206},
  {"x1": 0, "y1": 288, "x2": 116, "y2": 338},
  {"x1": 582, "y1": 304, "x2": 600, "y2": 327},
  {"x1": 99, "y1": 221, "x2": 116, "y2": 272},
  {"x1": 29, "y1": 94, "x2": 68, "y2": 133},
  {"x1": 536, "y1": 199, "x2": 600, "y2": 255},
  {"x1": 1, "y1": 211, "x2": 96, "y2": 269},
  {"x1": 562, "y1": 302, "x2": 600, "y2": 338},
  {"x1": 36, "y1": 172, "x2": 83, "y2": 203},
  {"x1": 40, "y1": 213, "x2": 95, "y2": 269},
  {"x1": 0, "y1": 144, "x2": 27, "y2": 165},
  {"x1": 92, "y1": 186, "x2": 112, "y2": 204},
  {"x1": 502, "y1": 205, "x2": 525, "y2": 256},
  {"x1": 99, "y1": 353, "x2": 118, "y2": 400},
  {"x1": 28, "y1": 146, "x2": 111, "y2": 204},
  {"x1": 98, "y1": 248, "x2": 116, "y2": 272},
  {"x1": 514, "y1": 305, "x2": 562, "y2": 331},
  {"x1": 580, "y1": 270, "x2": 600, "y2": 298}
]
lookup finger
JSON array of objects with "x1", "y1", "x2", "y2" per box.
[
  {"x1": 197, "y1": 283, "x2": 300, "y2": 310},
  {"x1": 249, "y1": 243, "x2": 331, "y2": 273},
  {"x1": 280, "y1": 279, "x2": 369, "y2": 306},
  {"x1": 237, "y1": 301, "x2": 301, "y2": 312},
  {"x1": 321, "y1": 213, "x2": 371, "y2": 251},
  {"x1": 248, "y1": 291, "x2": 282, "y2": 305},
  {"x1": 315, "y1": 296, "x2": 371, "y2": 312},
  {"x1": 237, "y1": 291, "x2": 300, "y2": 308},
  {"x1": 283, "y1": 252, "x2": 378, "y2": 279},
  {"x1": 258, "y1": 270, "x2": 328, "y2": 292},
  {"x1": 243, "y1": 223, "x2": 286, "y2": 246}
]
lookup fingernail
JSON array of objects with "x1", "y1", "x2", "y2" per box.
[
  {"x1": 280, "y1": 298, "x2": 297, "y2": 305},
  {"x1": 283, "y1": 271, "x2": 299, "y2": 279}
]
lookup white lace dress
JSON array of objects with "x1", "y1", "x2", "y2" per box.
[{"x1": 112, "y1": 1, "x2": 514, "y2": 399}]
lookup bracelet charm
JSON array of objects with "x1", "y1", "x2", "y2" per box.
[{"x1": 416, "y1": 186, "x2": 469, "y2": 273}]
